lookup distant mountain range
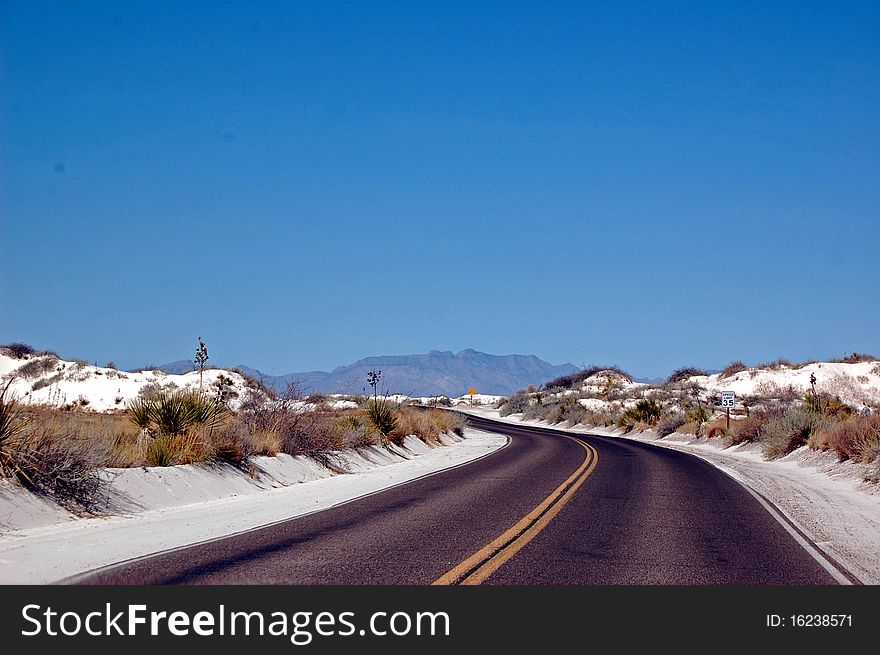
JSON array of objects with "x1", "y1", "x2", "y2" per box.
[{"x1": 149, "y1": 349, "x2": 579, "y2": 397}]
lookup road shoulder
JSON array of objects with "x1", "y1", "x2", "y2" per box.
[{"x1": 0, "y1": 429, "x2": 507, "y2": 584}]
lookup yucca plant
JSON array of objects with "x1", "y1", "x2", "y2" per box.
[
  {"x1": 365, "y1": 397, "x2": 398, "y2": 440},
  {"x1": 125, "y1": 396, "x2": 154, "y2": 433},
  {"x1": 126, "y1": 390, "x2": 227, "y2": 437},
  {"x1": 150, "y1": 391, "x2": 226, "y2": 435}
]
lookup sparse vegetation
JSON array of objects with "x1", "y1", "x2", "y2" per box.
[
  {"x1": 499, "y1": 391, "x2": 530, "y2": 416},
  {"x1": 719, "y1": 361, "x2": 748, "y2": 378},
  {"x1": 1, "y1": 384, "x2": 110, "y2": 508},
  {"x1": 16, "y1": 355, "x2": 60, "y2": 379},
  {"x1": 542, "y1": 365, "x2": 632, "y2": 390},
  {"x1": 31, "y1": 373, "x2": 63, "y2": 391},
  {"x1": 666, "y1": 367, "x2": 706, "y2": 384},
  {"x1": 757, "y1": 358, "x2": 793, "y2": 370}
]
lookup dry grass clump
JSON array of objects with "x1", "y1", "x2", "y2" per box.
[
  {"x1": 703, "y1": 417, "x2": 729, "y2": 439},
  {"x1": 727, "y1": 407, "x2": 783, "y2": 445},
  {"x1": 813, "y1": 414, "x2": 880, "y2": 463},
  {"x1": 760, "y1": 408, "x2": 831, "y2": 460},
  {"x1": 1, "y1": 386, "x2": 124, "y2": 508},
  {"x1": 656, "y1": 411, "x2": 685, "y2": 437}
]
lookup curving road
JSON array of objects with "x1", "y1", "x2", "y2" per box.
[{"x1": 75, "y1": 413, "x2": 843, "y2": 585}]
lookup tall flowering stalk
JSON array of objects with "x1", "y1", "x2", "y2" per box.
[{"x1": 195, "y1": 336, "x2": 209, "y2": 391}]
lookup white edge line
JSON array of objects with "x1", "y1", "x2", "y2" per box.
[
  {"x1": 60, "y1": 432, "x2": 512, "y2": 584},
  {"x1": 460, "y1": 412, "x2": 859, "y2": 586},
  {"x1": 601, "y1": 432, "x2": 857, "y2": 585}
]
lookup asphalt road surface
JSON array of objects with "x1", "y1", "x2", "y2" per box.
[{"x1": 75, "y1": 414, "x2": 842, "y2": 584}]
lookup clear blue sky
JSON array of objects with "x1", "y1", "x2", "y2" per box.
[{"x1": 1, "y1": 1, "x2": 878, "y2": 377}]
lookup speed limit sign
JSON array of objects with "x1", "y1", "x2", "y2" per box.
[{"x1": 721, "y1": 391, "x2": 736, "y2": 408}]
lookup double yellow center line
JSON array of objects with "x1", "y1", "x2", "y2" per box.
[{"x1": 433, "y1": 435, "x2": 598, "y2": 585}]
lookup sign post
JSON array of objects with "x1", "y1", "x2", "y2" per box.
[
  {"x1": 468, "y1": 388, "x2": 476, "y2": 405},
  {"x1": 721, "y1": 391, "x2": 736, "y2": 430}
]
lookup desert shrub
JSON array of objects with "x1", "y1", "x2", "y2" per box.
[
  {"x1": 719, "y1": 361, "x2": 748, "y2": 378},
  {"x1": 728, "y1": 408, "x2": 780, "y2": 445},
  {"x1": 138, "y1": 381, "x2": 178, "y2": 400},
  {"x1": 704, "y1": 417, "x2": 729, "y2": 439},
  {"x1": 1, "y1": 391, "x2": 110, "y2": 507},
  {"x1": 199, "y1": 421, "x2": 252, "y2": 467},
  {"x1": 15, "y1": 427, "x2": 110, "y2": 507},
  {"x1": 666, "y1": 367, "x2": 707, "y2": 384},
  {"x1": 819, "y1": 395, "x2": 853, "y2": 418},
  {"x1": 752, "y1": 381, "x2": 800, "y2": 402},
  {"x1": 31, "y1": 373, "x2": 63, "y2": 391},
  {"x1": 16, "y1": 355, "x2": 60, "y2": 380},
  {"x1": 818, "y1": 414, "x2": 880, "y2": 463},
  {"x1": 0, "y1": 382, "x2": 30, "y2": 480},
  {"x1": 761, "y1": 408, "x2": 831, "y2": 460},
  {"x1": 522, "y1": 401, "x2": 549, "y2": 422},
  {"x1": 617, "y1": 398, "x2": 664, "y2": 432},
  {"x1": 542, "y1": 365, "x2": 632, "y2": 390},
  {"x1": 556, "y1": 401, "x2": 587, "y2": 426},
  {"x1": 1, "y1": 343, "x2": 37, "y2": 359},
  {"x1": 499, "y1": 391, "x2": 530, "y2": 417},
  {"x1": 580, "y1": 410, "x2": 616, "y2": 427},
  {"x1": 280, "y1": 410, "x2": 339, "y2": 455},
  {"x1": 656, "y1": 411, "x2": 686, "y2": 437}
]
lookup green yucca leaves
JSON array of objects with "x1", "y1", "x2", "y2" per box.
[
  {"x1": 125, "y1": 391, "x2": 227, "y2": 436},
  {"x1": 365, "y1": 397, "x2": 398, "y2": 436}
]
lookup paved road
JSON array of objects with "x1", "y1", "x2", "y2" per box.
[{"x1": 76, "y1": 414, "x2": 840, "y2": 584}]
